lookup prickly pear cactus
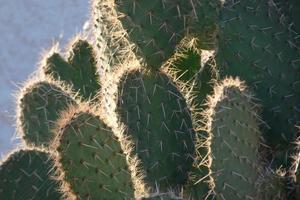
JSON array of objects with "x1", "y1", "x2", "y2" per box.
[
  {"x1": 51, "y1": 104, "x2": 148, "y2": 199},
  {"x1": 0, "y1": 149, "x2": 61, "y2": 200},
  {"x1": 17, "y1": 81, "x2": 76, "y2": 147},
  {"x1": 44, "y1": 39, "x2": 100, "y2": 100},
  {"x1": 116, "y1": 67, "x2": 195, "y2": 191},
  {"x1": 3, "y1": 0, "x2": 300, "y2": 199}
]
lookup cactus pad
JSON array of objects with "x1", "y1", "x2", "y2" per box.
[
  {"x1": 203, "y1": 77, "x2": 262, "y2": 199},
  {"x1": 0, "y1": 149, "x2": 61, "y2": 200},
  {"x1": 52, "y1": 105, "x2": 147, "y2": 199},
  {"x1": 18, "y1": 81, "x2": 76, "y2": 147},
  {"x1": 117, "y1": 68, "x2": 195, "y2": 190},
  {"x1": 44, "y1": 39, "x2": 100, "y2": 100}
]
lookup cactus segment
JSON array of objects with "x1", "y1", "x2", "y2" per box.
[
  {"x1": 116, "y1": 68, "x2": 195, "y2": 190},
  {"x1": 52, "y1": 105, "x2": 147, "y2": 199},
  {"x1": 18, "y1": 81, "x2": 76, "y2": 147},
  {"x1": 0, "y1": 149, "x2": 61, "y2": 200},
  {"x1": 44, "y1": 39, "x2": 100, "y2": 100},
  {"x1": 216, "y1": 0, "x2": 300, "y2": 161},
  {"x1": 202, "y1": 77, "x2": 262, "y2": 199}
]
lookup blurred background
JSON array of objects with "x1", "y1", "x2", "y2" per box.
[{"x1": 0, "y1": 0, "x2": 90, "y2": 157}]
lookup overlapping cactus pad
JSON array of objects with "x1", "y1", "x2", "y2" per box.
[
  {"x1": 18, "y1": 81, "x2": 76, "y2": 147},
  {"x1": 2, "y1": 0, "x2": 300, "y2": 199},
  {"x1": 0, "y1": 149, "x2": 62, "y2": 200}
]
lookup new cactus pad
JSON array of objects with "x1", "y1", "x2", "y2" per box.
[
  {"x1": 44, "y1": 39, "x2": 100, "y2": 100},
  {"x1": 0, "y1": 149, "x2": 61, "y2": 200}
]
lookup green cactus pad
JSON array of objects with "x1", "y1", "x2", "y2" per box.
[
  {"x1": 113, "y1": 0, "x2": 219, "y2": 69},
  {"x1": 0, "y1": 149, "x2": 61, "y2": 200},
  {"x1": 44, "y1": 39, "x2": 100, "y2": 100},
  {"x1": 117, "y1": 68, "x2": 195, "y2": 190},
  {"x1": 216, "y1": 0, "x2": 300, "y2": 165},
  {"x1": 52, "y1": 105, "x2": 147, "y2": 199},
  {"x1": 18, "y1": 81, "x2": 76, "y2": 147},
  {"x1": 203, "y1": 77, "x2": 262, "y2": 200}
]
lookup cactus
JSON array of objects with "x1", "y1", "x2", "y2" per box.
[
  {"x1": 17, "y1": 80, "x2": 76, "y2": 147},
  {"x1": 116, "y1": 67, "x2": 195, "y2": 191},
  {"x1": 215, "y1": 0, "x2": 300, "y2": 167},
  {"x1": 0, "y1": 149, "x2": 61, "y2": 200},
  {"x1": 51, "y1": 103, "x2": 149, "y2": 199},
  {"x1": 2, "y1": 0, "x2": 300, "y2": 199},
  {"x1": 43, "y1": 39, "x2": 100, "y2": 100}
]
